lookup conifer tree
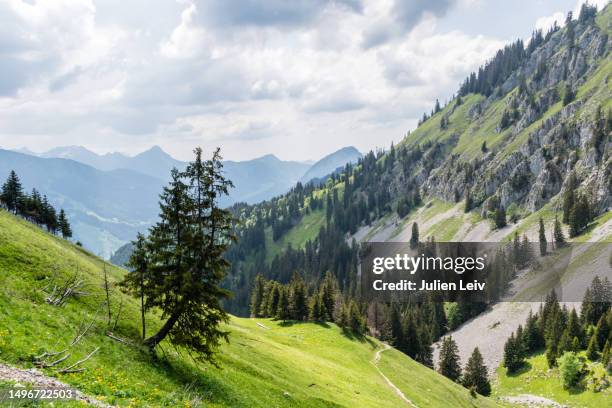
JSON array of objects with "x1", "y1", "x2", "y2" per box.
[
  {"x1": 58, "y1": 209, "x2": 72, "y2": 239},
  {"x1": 503, "y1": 332, "x2": 523, "y2": 372},
  {"x1": 402, "y1": 316, "x2": 420, "y2": 358},
  {"x1": 289, "y1": 272, "x2": 308, "y2": 320},
  {"x1": 494, "y1": 206, "x2": 507, "y2": 229},
  {"x1": 416, "y1": 326, "x2": 433, "y2": 368},
  {"x1": 595, "y1": 314, "x2": 610, "y2": 350},
  {"x1": 569, "y1": 195, "x2": 591, "y2": 237},
  {"x1": 538, "y1": 217, "x2": 547, "y2": 256},
  {"x1": 410, "y1": 222, "x2": 419, "y2": 249},
  {"x1": 276, "y1": 287, "x2": 290, "y2": 321},
  {"x1": 321, "y1": 271, "x2": 336, "y2": 320},
  {"x1": 562, "y1": 172, "x2": 576, "y2": 224},
  {"x1": 602, "y1": 340, "x2": 610, "y2": 367},
  {"x1": 1, "y1": 170, "x2": 23, "y2": 214},
  {"x1": 462, "y1": 347, "x2": 491, "y2": 396},
  {"x1": 250, "y1": 274, "x2": 266, "y2": 317},
  {"x1": 438, "y1": 336, "x2": 462, "y2": 382},
  {"x1": 464, "y1": 189, "x2": 472, "y2": 213},
  {"x1": 309, "y1": 291, "x2": 323, "y2": 321},
  {"x1": 122, "y1": 233, "x2": 150, "y2": 339},
  {"x1": 553, "y1": 216, "x2": 565, "y2": 247},
  {"x1": 586, "y1": 333, "x2": 599, "y2": 361},
  {"x1": 137, "y1": 148, "x2": 235, "y2": 364},
  {"x1": 267, "y1": 282, "x2": 281, "y2": 317}
]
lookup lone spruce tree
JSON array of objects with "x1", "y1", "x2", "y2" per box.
[
  {"x1": 438, "y1": 336, "x2": 462, "y2": 382},
  {"x1": 462, "y1": 347, "x2": 491, "y2": 396},
  {"x1": 135, "y1": 148, "x2": 235, "y2": 363}
]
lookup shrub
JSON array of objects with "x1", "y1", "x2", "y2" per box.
[{"x1": 558, "y1": 352, "x2": 582, "y2": 389}]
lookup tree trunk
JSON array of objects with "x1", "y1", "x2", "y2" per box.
[{"x1": 143, "y1": 309, "x2": 181, "y2": 351}]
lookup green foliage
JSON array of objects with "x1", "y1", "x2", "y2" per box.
[
  {"x1": 439, "y1": 336, "x2": 462, "y2": 382},
  {"x1": 410, "y1": 222, "x2": 419, "y2": 249},
  {"x1": 554, "y1": 216, "x2": 566, "y2": 247},
  {"x1": 122, "y1": 148, "x2": 235, "y2": 363},
  {"x1": 586, "y1": 333, "x2": 600, "y2": 361},
  {"x1": 569, "y1": 195, "x2": 592, "y2": 237},
  {"x1": 462, "y1": 347, "x2": 491, "y2": 396},
  {"x1": 562, "y1": 172, "x2": 576, "y2": 224},
  {"x1": 494, "y1": 206, "x2": 507, "y2": 229},
  {"x1": 557, "y1": 352, "x2": 582, "y2": 389},
  {"x1": 539, "y1": 217, "x2": 547, "y2": 256}
]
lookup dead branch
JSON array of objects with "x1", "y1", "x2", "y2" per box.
[
  {"x1": 44, "y1": 268, "x2": 89, "y2": 306},
  {"x1": 106, "y1": 332, "x2": 130, "y2": 345},
  {"x1": 57, "y1": 347, "x2": 100, "y2": 374}
]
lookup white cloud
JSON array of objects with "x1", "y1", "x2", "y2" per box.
[
  {"x1": 535, "y1": 11, "x2": 565, "y2": 32},
  {"x1": 0, "y1": 0, "x2": 577, "y2": 161}
]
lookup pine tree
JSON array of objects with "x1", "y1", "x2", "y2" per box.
[
  {"x1": 58, "y1": 209, "x2": 72, "y2": 239},
  {"x1": 538, "y1": 217, "x2": 547, "y2": 256},
  {"x1": 481, "y1": 141, "x2": 488, "y2": 153},
  {"x1": 250, "y1": 274, "x2": 266, "y2": 317},
  {"x1": 562, "y1": 172, "x2": 576, "y2": 224},
  {"x1": 553, "y1": 216, "x2": 565, "y2": 247},
  {"x1": 601, "y1": 340, "x2": 610, "y2": 367},
  {"x1": 121, "y1": 233, "x2": 150, "y2": 339},
  {"x1": 503, "y1": 332, "x2": 523, "y2": 372},
  {"x1": 1, "y1": 170, "x2": 23, "y2": 214},
  {"x1": 494, "y1": 206, "x2": 507, "y2": 229},
  {"x1": 308, "y1": 291, "x2": 323, "y2": 321},
  {"x1": 410, "y1": 222, "x2": 419, "y2": 249},
  {"x1": 586, "y1": 333, "x2": 599, "y2": 361},
  {"x1": 139, "y1": 148, "x2": 235, "y2": 364},
  {"x1": 416, "y1": 326, "x2": 433, "y2": 368},
  {"x1": 321, "y1": 271, "x2": 336, "y2": 321},
  {"x1": 462, "y1": 347, "x2": 491, "y2": 396},
  {"x1": 438, "y1": 336, "x2": 462, "y2": 382},
  {"x1": 267, "y1": 282, "x2": 281, "y2": 317},
  {"x1": 569, "y1": 195, "x2": 591, "y2": 237},
  {"x1": 402, "y1": 316, "x2": 420, "y2": 358},
  {"x1": 595, "y1": 314, "x2": 610, "y2": 350},
  {"x1": 289, "y1": 272, "x2": 308, "y2": 320},
  {"x1": 276, "y1": 287, "x2": 290, "y2": 321},
  {"x1": 464, "y1": 189, "x2": 473, "y2": 213}
]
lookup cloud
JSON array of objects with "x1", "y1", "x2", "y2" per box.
[
  {"x1": 362, "y1": 0, "x2": 457, "y2": 48},
  {"x1": 193, "y1": 0, "x2": 362, "y2": 28},
  {"x1": 393, "y1": 0, "x2": 455, "y2": 30}
]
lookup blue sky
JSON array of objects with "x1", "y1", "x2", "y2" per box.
[{"x1": 0, "y1": 0, "x2": 607, "y2": 161}]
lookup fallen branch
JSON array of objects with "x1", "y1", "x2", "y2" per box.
[{"x1": 57, "y1": 347, "x2": 100, "y2": 374}]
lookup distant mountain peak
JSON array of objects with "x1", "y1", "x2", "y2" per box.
[{"x1": 300, "y1": 146, "x2": 362, "y2": 184}]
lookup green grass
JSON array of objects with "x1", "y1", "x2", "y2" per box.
[
  {"x1": 495, "y1": 352, "x2": 611, "y2": 407},
  {"x1": 426, "y1": 216, "x2": 464, "y2": 241},
  {"x1": 0, "y1": 209, "x2": 498, "y2": 407},
  {"x1": 264, "y1": 209, "x2": 326, "y2": 261},
  {"x1": 378, "y1": 347, "x2": 498, "y2": 408}
]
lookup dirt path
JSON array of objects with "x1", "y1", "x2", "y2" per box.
[
  {"x1": 0, "y1": 363, "x2": 113, "y2": 407},
  {"x1": 372, "y1": 344, "x2": 418, "y2": 407}
]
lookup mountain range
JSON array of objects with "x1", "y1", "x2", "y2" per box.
[{"x1": 1, "y1": 145, "x2": 361, "y2": 257}]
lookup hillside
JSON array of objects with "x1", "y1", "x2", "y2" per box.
[{"x1": 0, "y1": 209, "x2": 496, "y2": 407}]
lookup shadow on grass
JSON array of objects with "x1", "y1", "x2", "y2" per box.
[
  {"x1": 505, "y1": 361, "x2": 533, "y2": 377},
  {"x1": 148, "y1": 352, "x2": 240, "y2": 406},
  {"x1": 277, "y1": 319, "x2": 330, "y2": 328}
]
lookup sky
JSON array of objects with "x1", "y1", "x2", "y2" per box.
[{"x1": 0, "y1": 0, "x2": 607, "y2": 161}]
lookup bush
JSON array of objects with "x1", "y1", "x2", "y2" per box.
[{"x1": 558, "y1": 352, "x2": 582, "y2": 389}]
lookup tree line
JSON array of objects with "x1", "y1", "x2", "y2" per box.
[
  {"x1": 502, "y1": 277, "x2": 611, "y2": 389},
  {"x1": 0, "y1": 170, "x2": 72, "y2": 239}
]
